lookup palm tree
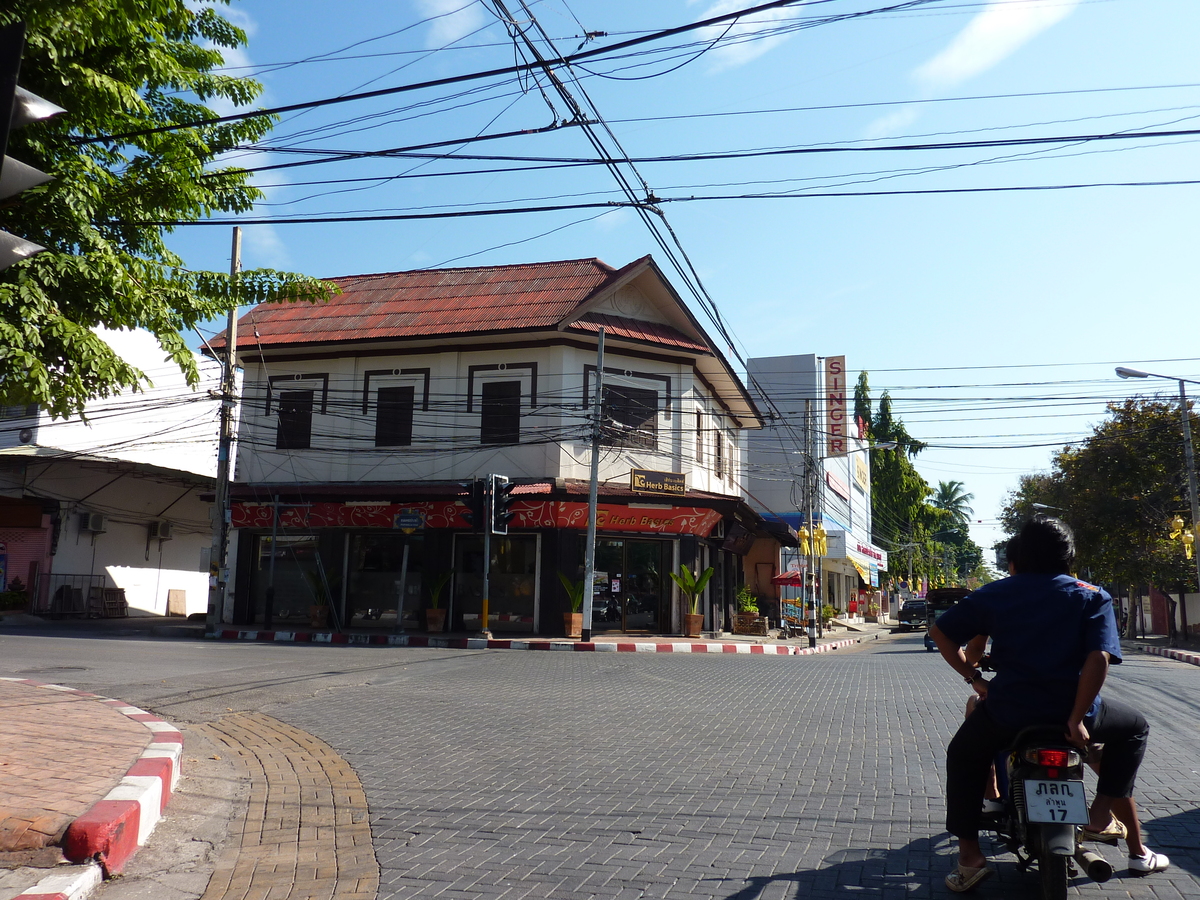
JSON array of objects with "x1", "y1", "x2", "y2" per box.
[{"x1": 933, "y1": 480, "x2": 975, "y2": 526}]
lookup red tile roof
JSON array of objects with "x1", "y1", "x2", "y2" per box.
[{"x1": 219, "y1": 256, "x2": 709, "y2": 353}]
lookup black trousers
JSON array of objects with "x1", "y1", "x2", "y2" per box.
[{"x1": 945, "y1": 698, "x2": 1149, "y2": 840}]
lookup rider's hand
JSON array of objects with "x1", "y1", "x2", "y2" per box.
[
  {"x1": 972, "y1": 677, "x2": 988, "y2": 698},
  {"x1": 1066, "y1": 718, "x2": 1090, "y2": 748}
]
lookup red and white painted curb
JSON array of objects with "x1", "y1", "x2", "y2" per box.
[
  {"x1": 6, "y1": 863, "x2": 102, "y2": 900},
  {"x1": 0, "y1": 677, "x2": 183, "y2": 883},
  {"x1": 217, "y1": 629, "x2": 862, "y2": 656},
  {"x1": 1135, "y1": 644, "x2": 1200, "y2": 667}
]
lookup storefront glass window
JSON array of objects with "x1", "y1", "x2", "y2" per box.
[
  {"x1": 251, "y1": 533, "x2": 337, "y2": 625},
  {"x1": 453, "y1": 534, "x2": 538, "y2": 632},
  {"x1": 346, "y1": 533, "x2": 423, "y2": 629},
  {"x1": 585, "y1": 537, "x2": 670, "y2": 632}
]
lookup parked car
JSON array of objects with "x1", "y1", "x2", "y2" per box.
[{"x1": 897, "y1": 599, "x2": 927, "y2": 632}]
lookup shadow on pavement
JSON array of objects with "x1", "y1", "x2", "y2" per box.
[
  {"x1": 1144, "y1": 806, "x2": 1200, "y2": 880},
  {"x1": 703, "y1": 833, "x2": 1182, "y2": 899}
]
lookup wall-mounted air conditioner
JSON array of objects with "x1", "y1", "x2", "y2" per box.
[
  {"x1": 149, "y1": 520, "x2": 173, "y2": 540},
  {"x1": 81, "y1": 512, "x2": 106, "y2": 533}
]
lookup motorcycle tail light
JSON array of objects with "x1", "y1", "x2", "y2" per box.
[{"x1": 1024, "y1": 748, "x2": 1080, "y2": 768}]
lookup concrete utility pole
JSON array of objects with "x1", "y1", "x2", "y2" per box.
[
  {"x1": 804, "y1": 399, "x2": 818, "y2": 647},
  {"x1": 580, "y1": 328, "x2": 605, "y2": 643},
  {"x1": 205, "y1": 226, "x2": 240, "y2": 637}
]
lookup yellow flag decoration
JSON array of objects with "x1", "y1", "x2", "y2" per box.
[
  {"x1": 798, "y1": 525, "x2": 811, "y2": 556},
  {"x1": 814, "y1": 524, "x2": 828, "y2": 557}
]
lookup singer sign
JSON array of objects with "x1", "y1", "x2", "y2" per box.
[{"x1": 825, "y1": 355, "x2": 848, "y2": 457}]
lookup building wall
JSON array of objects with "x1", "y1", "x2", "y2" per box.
[
  {"x1": 236, "y1": 341, "x2": 745, "y2": 492},
  {"x1": 0, "y1": 327, "x2": 222, "y2": 478}
]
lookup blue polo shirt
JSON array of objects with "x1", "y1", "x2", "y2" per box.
[{"x1": 936, "y1": 574, "x2": 1122, "y2": 729}]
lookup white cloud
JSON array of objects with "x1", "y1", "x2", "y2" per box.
[
  {"x1": 914, "y1": 0, "x2": 1081, "y2": 90},
  {"x1": 242, "y1": 224, "x2": 291, "y2": 269},
  {"x1": 415, "y1": 0, "x2": 489, "y2": 48},
  {"x1": 864, "y1": 0, "x2": 1080, "y2": 137},
  {"x1": 692, "y1": 0, "x2": 806, "y2": 72}
]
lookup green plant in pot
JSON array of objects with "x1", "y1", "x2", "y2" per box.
[
  {"x1": 558, "y1": 572, "x2": 585, "y2": 638},
  {"x1": 425, "y1": 572, "x2": 451, "y2": 633},
  {"x1": 735, "y1": 585, "x2": 758, "y2": 615},
  {"x1": 670, "y1": 564, "x2": 714, "y2": 637}
]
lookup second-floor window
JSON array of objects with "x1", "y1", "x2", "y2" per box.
[
  {"x1": 603, "y1": 385, "x2": 657, "y2": 449},
  {"x1": 276, "y1": 390, "x2": 314, "y2": 450},
  {"x1": 375, "y1": 386, "x2": 415, "y2": 447},
  {"x1": 694, "y1": 410, "x2": 704, "y2": 462},
  {"x1": 481, "y1": 381, "x2": 521, "y2": 444},
  {"x1": 714, "y1": 426, "x2": 724, "y2": 478}
]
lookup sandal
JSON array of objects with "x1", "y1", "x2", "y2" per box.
[
  {"x1": 1080, "y1": 815, "x2": 1127, "y2": 844},
  {"x1": 945, "y1": 864, "x2": 994, "y2": 893}
]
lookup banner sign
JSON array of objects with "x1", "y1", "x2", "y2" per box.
[
  {"x1": 630, "y1": 468, "x2": 687, "y2": 496},
  {"x1": 232, "y1": 500, "x2": 721, "y2": 537},
  {"x1": 825, "y1": 354, "x2": 848, "y2": 457}
]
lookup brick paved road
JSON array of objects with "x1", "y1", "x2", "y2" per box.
[
  {"x1": 268, "y1": 637, "x2": 1199, "y2": 900},
  {"x1": 3, "y1": 631, "x2": 1197, "y2": 899}
]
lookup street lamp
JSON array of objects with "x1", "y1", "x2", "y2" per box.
[{"x1": 1116, "y1": 365, "x2": 1200, "y2": 637}]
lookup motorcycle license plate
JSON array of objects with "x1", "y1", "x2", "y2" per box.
[{"x1": 1024, "y1": 779, "x2": 1089, "y2": 824}]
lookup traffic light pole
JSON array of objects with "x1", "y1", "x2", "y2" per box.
[
  {"x1": 480, "y1": 474, "x2": 493, "y2": 639},
  {"x1": 580, "y1": 327, "x2": 604, "y2": 643}
]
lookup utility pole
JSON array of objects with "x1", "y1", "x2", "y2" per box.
[
  {"x1": 206, "y1": 227, "x2": 240, "y2": 636},
  {"x1": 803, "y1": 399, "x2": 818, "y2": 647},
  {"x1": 581, "y1": 328, "x2": 605, "y2": 643}
]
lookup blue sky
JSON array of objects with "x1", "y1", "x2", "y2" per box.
[{"x1": 173, "y1": 0, "x2": 1200, "y2": 553}]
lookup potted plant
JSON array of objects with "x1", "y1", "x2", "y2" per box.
[
  {"x1": 733, "y1": 585, "x2": 760, "y2": 634},
  {"x1": 425, "y1": 572, "x2": 451, "y2": 633},
  {"x1": 558, "y1": 573, "x2": 585, "y2": 638},
  {"x1": 670, "y1": 564, "x2": 714, "y2": 638},
  {"x1": 821, "y1": 603, "x2": 837, "y2": 628}
]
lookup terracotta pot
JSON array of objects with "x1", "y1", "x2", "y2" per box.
[
  {"x1": 309, "y1": 604, "x2": 329, "y2": 629},
  {"x1": 564, "y1": 611, "x2": 583, "y2": 638},
  {"x1": 683, "y1": 612, "x2": 704, "y2": 638},
  {"x1": 425, "y1": 608, "x2": 446, "y2": 633}
]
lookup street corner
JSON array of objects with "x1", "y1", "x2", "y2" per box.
[{"x1": 0, "y1": 677, "x2": 184, "y2": 882}]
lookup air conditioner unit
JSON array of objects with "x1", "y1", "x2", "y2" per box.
[
  {"x1": 149, "y1": 520, "x2": 173, "y2": 540},
  {"x1": 81, "y1": 512, "x2": 106, "y2": 533}
]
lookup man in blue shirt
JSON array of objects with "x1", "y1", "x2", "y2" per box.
[{"x1": 930, "y1": 516, "x2": 1169, "y2": 891}]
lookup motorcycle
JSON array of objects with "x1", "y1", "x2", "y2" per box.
[{"x1": 978, "y1": 660, "x2": 1113, "y2": 899}]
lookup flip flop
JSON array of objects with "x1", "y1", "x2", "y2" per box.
[{"x1": 945, "y1": 864, "x2": 994, "y2": 893}]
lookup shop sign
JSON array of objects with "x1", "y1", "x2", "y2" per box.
[
  {"x1": 393, "y1": 509, "x2": 426, "y2": 533},
  {"x1": 232, "y1": 500, "x2": 471, "y2": 529},
  {"x1": 854, "y1": 453, "x2": 869, "y2": 490},
  {"x1": 511, "y1": 501, "x2": 722, "y2": 536},
  {"x1": 825, "y1": 354, "x2": 848, "y2": 457},
  {"x1": 826, "y1": 470, "x2": 851, "y2": 501},
  {"x1": 630, "y1": 468, "x2": 687, "y2": 496}
]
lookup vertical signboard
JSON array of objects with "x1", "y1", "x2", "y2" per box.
[{"x1": 825, "y1": 355, "x2": 847, "y2": 457}]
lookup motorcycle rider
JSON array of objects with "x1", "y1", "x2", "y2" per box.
[{"x1": 930, "y1": 515, "x2": 1169, "y2": 892}]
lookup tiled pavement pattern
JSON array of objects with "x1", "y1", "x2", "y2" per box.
[
  {"x1": 0, "y1": 680, "x2": 149, "y2": 853},
  {"x1": 198, "y1": 713, "x2": 379, "y2": 900},
  {"x1": 269, "y1": 638, "x2": 1200, "y2": 900}
]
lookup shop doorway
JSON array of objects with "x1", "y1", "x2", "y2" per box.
[{"x1": 589, "y1": 538, "x2": 671, "y2": 633}]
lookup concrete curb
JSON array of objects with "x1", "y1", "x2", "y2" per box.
[
  {"x1": 1134, "y1": 643, "x2": 1200, "y2": 667},
  {"x1": 8, "y1": 862, "x2": 102, "y2": 900},
  {"x1": 0, "y1": 678, "x2": 183, "y2": 877},
  {"x1": 216, "y1": 629, "x2": 862, "y2": 656}
]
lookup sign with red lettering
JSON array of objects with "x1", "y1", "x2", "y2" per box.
[{"x1": 825, "y1": 355, "x2": 847, "y2": 457}]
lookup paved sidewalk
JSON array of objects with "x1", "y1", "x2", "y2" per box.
[
  {"x1": 0, "y1": 681, "x2": 149, "y2": 856},
  {"x1": 0, "y1": 679, "x2": 184, "y2": 900}
]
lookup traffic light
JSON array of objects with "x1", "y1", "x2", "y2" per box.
[
  {"x1": 462, "y1": 479, "x2": 484, "y2": 530},
  {"x1": 1, "y1": 21, "x2": 64, "y2": 270},
  {"x1": 490, "y1": 474, "x2": 515, "y2": 535}
]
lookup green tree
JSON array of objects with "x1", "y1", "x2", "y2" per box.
[
  {"x1": 932, "y1": 480, "x2": 975, "y2": 526},
  {"x1": 999, "y1": 399, "x2": 1197, "y2": 636},
  {"x1": 853, "y1": 370, "x2": 871, "y2": 436},
  {"x1": 0, "y1": 1, "x2": 332, "y2": 418}
]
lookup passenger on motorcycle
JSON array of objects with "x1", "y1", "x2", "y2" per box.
[{"x1": 929, "y1": 515, "x2": 1169, "y2": 892}]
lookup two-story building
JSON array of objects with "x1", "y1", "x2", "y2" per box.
[{"x1": 212, "y1": 255, "x2": 781, "y2": 636}]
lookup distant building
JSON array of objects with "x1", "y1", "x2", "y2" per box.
[
  {"x1": 0, "y1": 328, "x2": 220, "y2": 617},
  {"x1": 745, "y1": 354, "x2": 888, "y2": 617},
  {"x1": 210, "y1": 255, "x2": 790, "y2": 635}
]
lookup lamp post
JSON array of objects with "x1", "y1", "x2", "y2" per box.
[{"x1": 1116, "y1": 366, "x2": 1200, "y2": 637}]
